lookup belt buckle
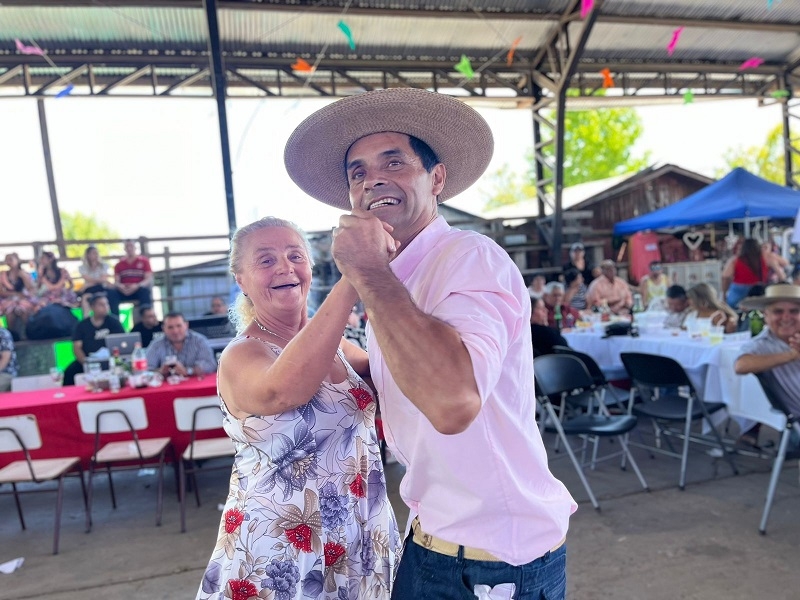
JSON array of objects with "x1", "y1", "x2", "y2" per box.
[{"x1": 421, "y1": 533, "x2": 433, "y2": 549}]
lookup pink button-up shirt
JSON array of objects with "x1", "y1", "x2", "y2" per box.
[{"x1": 368, "y1": 216, "x2": 576, "y2": 566}]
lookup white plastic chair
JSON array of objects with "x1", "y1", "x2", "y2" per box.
[
  {"x1": 10, "y1": 374, "x2": 60, "y2": 392},
  {"x1": 0, "y1": 414, "x2": 87, "y2": 554},
  {"x1": 77, "y1": 398, "x2": 173, "y2": 532},
  {"x1": 173, "y1": 396, "x2": 233, "y2": 532}
]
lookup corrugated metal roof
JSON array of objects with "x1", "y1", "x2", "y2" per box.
[{"x1": 0, "y1": 0, "x2": 797, "y2": 99}]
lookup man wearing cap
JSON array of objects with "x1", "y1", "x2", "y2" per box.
[
  {"x1": 734, "y1": 284, "x2": 800, "y2": 448},
  {"x1": 285, "y1": 88, "x2": 575, "y2": 599}
]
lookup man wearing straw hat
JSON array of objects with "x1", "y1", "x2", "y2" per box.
[
  {"x1": 735, "y1": 283, "x2": 800, "y2": 449},
  {"x1": 285, "y1": 88, "x2": 575, "y2": 599}
]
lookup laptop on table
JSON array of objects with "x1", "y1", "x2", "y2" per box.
[{"x1": 104, "y1": 332, "x2": 143, "y2": 357}]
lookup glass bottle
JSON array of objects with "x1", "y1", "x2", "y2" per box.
[{"x1": 554, "y1": 303, "x2": 563, "y2": 330}]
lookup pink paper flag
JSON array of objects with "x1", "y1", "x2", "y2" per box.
[
  {"x1": 667, "y1": 27, "x2": 684, "y2": 56},
  {"x1": 739, "y1": 57, "x2": 765, "y2": 70},
  {"x1": 15, "y1": 38, "x2": 45, "y2": 56},
  {"x1": 581, "y1": 0, "x2": 594, "y2": 19}
]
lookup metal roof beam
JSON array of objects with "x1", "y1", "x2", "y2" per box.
[
  {"x1": 158, "y1": 68, "x2": 209, "y2": 95},
  {"x1": 227, "y1": 68, "x2": 278, "y2": 95},
  {"x1": 34, "y1": 64, "x2": 87, "y2": 94},
  {"x1": 98, "y1": 65, "x2": 151, "y2": 94}
]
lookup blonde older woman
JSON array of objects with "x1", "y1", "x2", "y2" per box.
[
  {"x1": 196, "y1": 217, "x2": 401, "y2": 600},
  {"x1": 687, "y1": 282, "x2": 738, "y2": 334}
]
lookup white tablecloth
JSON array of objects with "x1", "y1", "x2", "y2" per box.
[{"x1": 562, "y1": 329, "x2": 786, "y2": 431}]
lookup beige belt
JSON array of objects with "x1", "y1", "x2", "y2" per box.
[{"x1": 411, "y1": 517, "x2": 565, "y2": 563}]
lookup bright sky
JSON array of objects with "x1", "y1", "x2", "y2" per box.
[{"x1": 0, "y1": 95, "x2": 783, "y2": 246}]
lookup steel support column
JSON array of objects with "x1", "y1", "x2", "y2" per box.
[
  {"x1": 203, "y1": 0, "x2": 237, "y2": 238},
  {"x1": 527, "y1": 0, "x2": 601, "y2": 262},
  {"x1": 37, "y1": 99, "x2": 66, "y2": 258},
  {"x1": 780, "y1": 72, "x2": 799, "y2": 189}
]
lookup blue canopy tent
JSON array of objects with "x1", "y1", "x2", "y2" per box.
[{"x1": 614, "y1": 168, "x2": 800, "y2": 236}]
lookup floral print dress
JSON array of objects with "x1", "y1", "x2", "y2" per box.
[{"x1": 197, "y1": 339, "x2": 401, "y2": 600}]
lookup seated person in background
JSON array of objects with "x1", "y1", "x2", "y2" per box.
[
  {"x1": 663, "y1": 285, "x2": 692, "y2": 329},
  {"x1": 0, "y1": 252, "x2": 39, "y2": 340},
  {"x1": 527, "y1": 274, "x2": 546, "y2": 299},
  {"x1": 0, "y1": 326, "x2": 18, "y2": 392},
  {"x1": 531, "y1": 296, "x2": 568, "y2": 357},
  {"x1": 542, "y1": 281, "x2": 582, "y2": 329},
  {"x1": 686, "y1": 282, "x2": 738, "y2": 334},
  {"x1": 343, "y1": 307, "x2": 367, "y2": 350},
  {"x1": 145, "y1": 311, "x2": 217, "y2": 378},
  {"x1": 131, "y1": 304, "x2": 163, "y2": 347},
  {"x1": 563, "y1": 267, "x2": 587, "y2": 311},
  {"x1": 586, "y1": 259, "x2": 633, "y2": 315},
  {"x1": 64, "y1": 293, "x2": 125, "y2": 386},
  {"x1": 638, "y1": 261, "x2": 668, "y2": 310},
  {"x1": 78, "y1": 245, "x2": 113, "y2": 299},
  {"x1": 36, "y1": 251, "x2": 78, "y2": 308},
  {"x1": 563, "y1": 242, "x2": 594, "y2": 286},
  {"x1": 204, "y1": 295, "x2": 229, "y2": 316},
  {"x1": 734, "y1": 284, "x2": 800, "y2": 451},
  {"x1": 722, "y1": 238, "x2": 767, "y2": 310},
  {"x1": 110, "y1": 239, "x2": 153, "y2": 316},
  {"x1": 762, "y1": 241, "x2": 790, "y2": 284}
]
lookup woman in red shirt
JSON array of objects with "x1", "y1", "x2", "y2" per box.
[{"x1": 722, "y1": 238, "x2": 767, "y2": 309}]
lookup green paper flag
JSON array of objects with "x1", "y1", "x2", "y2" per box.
[
  {"x1": 454, "y1": 55, "x2": 474, "y2": 79},
  {"x1": 338, "y1": 20, "x2": 356, "y2": 51},
  {"x1": 683, "y1": 90, "x2": 694, "y2": 104}
]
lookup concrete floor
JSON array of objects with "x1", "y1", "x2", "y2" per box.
[{"x1": 2, "y1": 424, "x2": 800, "y2": 600}]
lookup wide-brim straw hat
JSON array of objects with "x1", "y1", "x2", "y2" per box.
[
  {"x1": 283, "y1": 88, "x2": 494, "y2": 210},
  {"x1": 739, "y1": 284, "x2": 800, "y2": 310}
]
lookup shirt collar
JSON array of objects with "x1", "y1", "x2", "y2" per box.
[{"x1": 390, "y1": 215, "x2": 448, "y2": 281}]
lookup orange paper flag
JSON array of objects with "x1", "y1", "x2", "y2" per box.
[
  {"x1": 506, "y1": 36, "x2": 522, "y2": 67},
  {"x1": 291, "y1": 58, "x2": 314, "y2": 73},
  {"x1": 600, "y1": 68, "x2": 614, "y2": 88}
]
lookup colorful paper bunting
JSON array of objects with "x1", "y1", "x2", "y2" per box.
[
  {"x1": 454, "y1": 55, "x2": 475, "y2": 79},
  {"x1": 291, "y1": 58, "x2": 314, "y2": 73},
  {"x1": 600, "y1": 68, "x2": 614, "y2": 88},
  {"x1": 771, "y1": 89, "x2": 790, "y2": 98},
  {"x1": 55, "y1": 84, "x2": 74, "y2": 98},
  {"x1": 667, "y1": 27, "x2": 684, "y2": 56},
  {"x1": 739, "y1": 57, "x2": 765, "y2": 70},
  {"x1": 506, "y1": 36, "x2": 522, "y2": 67},
  {"x1": 581, "y1": 0, "x2": 594, "y2": 19},
  {"x1": 683, "y1": 90, "x2": 694, "y2": 104},
  {"x1": 337, "y1": 20, "x2": 356, "y2": 51},
  {"x1": 15, "y1": 38, "x2": 45, "y2": 56}
]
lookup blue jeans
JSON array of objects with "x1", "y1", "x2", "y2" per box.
[
  {"x1": 726, "y1": 282, "x2": 753, "y2": 310},
  {"x1": 391, "y1": 532, "x2": 567, "y2": 600}
]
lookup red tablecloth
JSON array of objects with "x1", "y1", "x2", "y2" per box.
[{"x1": 0, "y1": 375, "x2": 222, "y2": 468}]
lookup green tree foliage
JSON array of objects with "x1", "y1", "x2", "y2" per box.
[
  {"x1": 59, "y1": 211, "x2": 122, "y2": 259},
  {"x1": 483, "y1": 105, "x2": 651, "y2": 210},
  {"x1": 717, "y1": 124, "x2": 797, "y2": 185}
]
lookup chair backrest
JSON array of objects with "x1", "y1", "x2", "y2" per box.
[
  {"x1": 534, "y1": 354, "x2": 595, "y2": 397},
  {"x1": 553, "y1": 346, "x2": 606, "y2": 386},
  {"x1": 77, "y1": 397, "x2": 148, "y2": 434},
  {"x1": 0, "y1": 414, "x2": 42, "y2": 453},
  {"x1": 173, "y1": 396, "x2": 223, "y2": 432},
  {"x1": 620, "y1": 352, "x2": 692, "y2": 390},
  {"x1": 10, "y1": 374, "x2": 60, "y2": 392},
  {"x1": 755, "y1": 371, "x2": 798, "y2": 423}
]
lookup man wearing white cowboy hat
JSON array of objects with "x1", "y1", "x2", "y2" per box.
[
  {"x1": 285, "y1": 88, "x2": 576, "y2": 599},
  {"x1": 735, "y1": 283, "x2": 800, "y2": 448}
]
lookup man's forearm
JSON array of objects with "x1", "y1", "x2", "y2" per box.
[{"x1": 735, "y1": 351, "x2": 799, "y2": 375}]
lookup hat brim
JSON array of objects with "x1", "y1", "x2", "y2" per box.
[
  {"x1": 284, "y1": 88, "x2": 494, "y2": 210},
  {"x1": 739, "y1": 295, "x2": 800, "y2": 310}
]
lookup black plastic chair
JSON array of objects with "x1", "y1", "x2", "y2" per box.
[
  {"x1": 620, "y1": 352, "x2": 738, "y2": 490},
  {"x1": 552, "y1": 346, "x2": 628, "y2": 413},
  {"x1": 534, "y1": 354, "x2": 649, "y2": 510},
  {"x1": 754, "y1": 371, "x2": 800, "y2": 535}
]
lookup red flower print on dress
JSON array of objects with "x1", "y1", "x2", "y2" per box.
[
  {"x1": 223, "y1": 508, "x2": 245, "y2": 534},
  {"x1": 324, "y1": 541, "x2": 346, "y2": 567},
  {"x1": 349, "y1": 472, "x2": 366, "y2": 498},
  {"x1": 285, "y1": 523, "x2": 313, "y2": 552},
  {"x1": 349, "y1": 387, "x2": 373, "y2": 410},
  {"x1": 226, "y1": 578, "x2": 258, "y2": 600}
]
